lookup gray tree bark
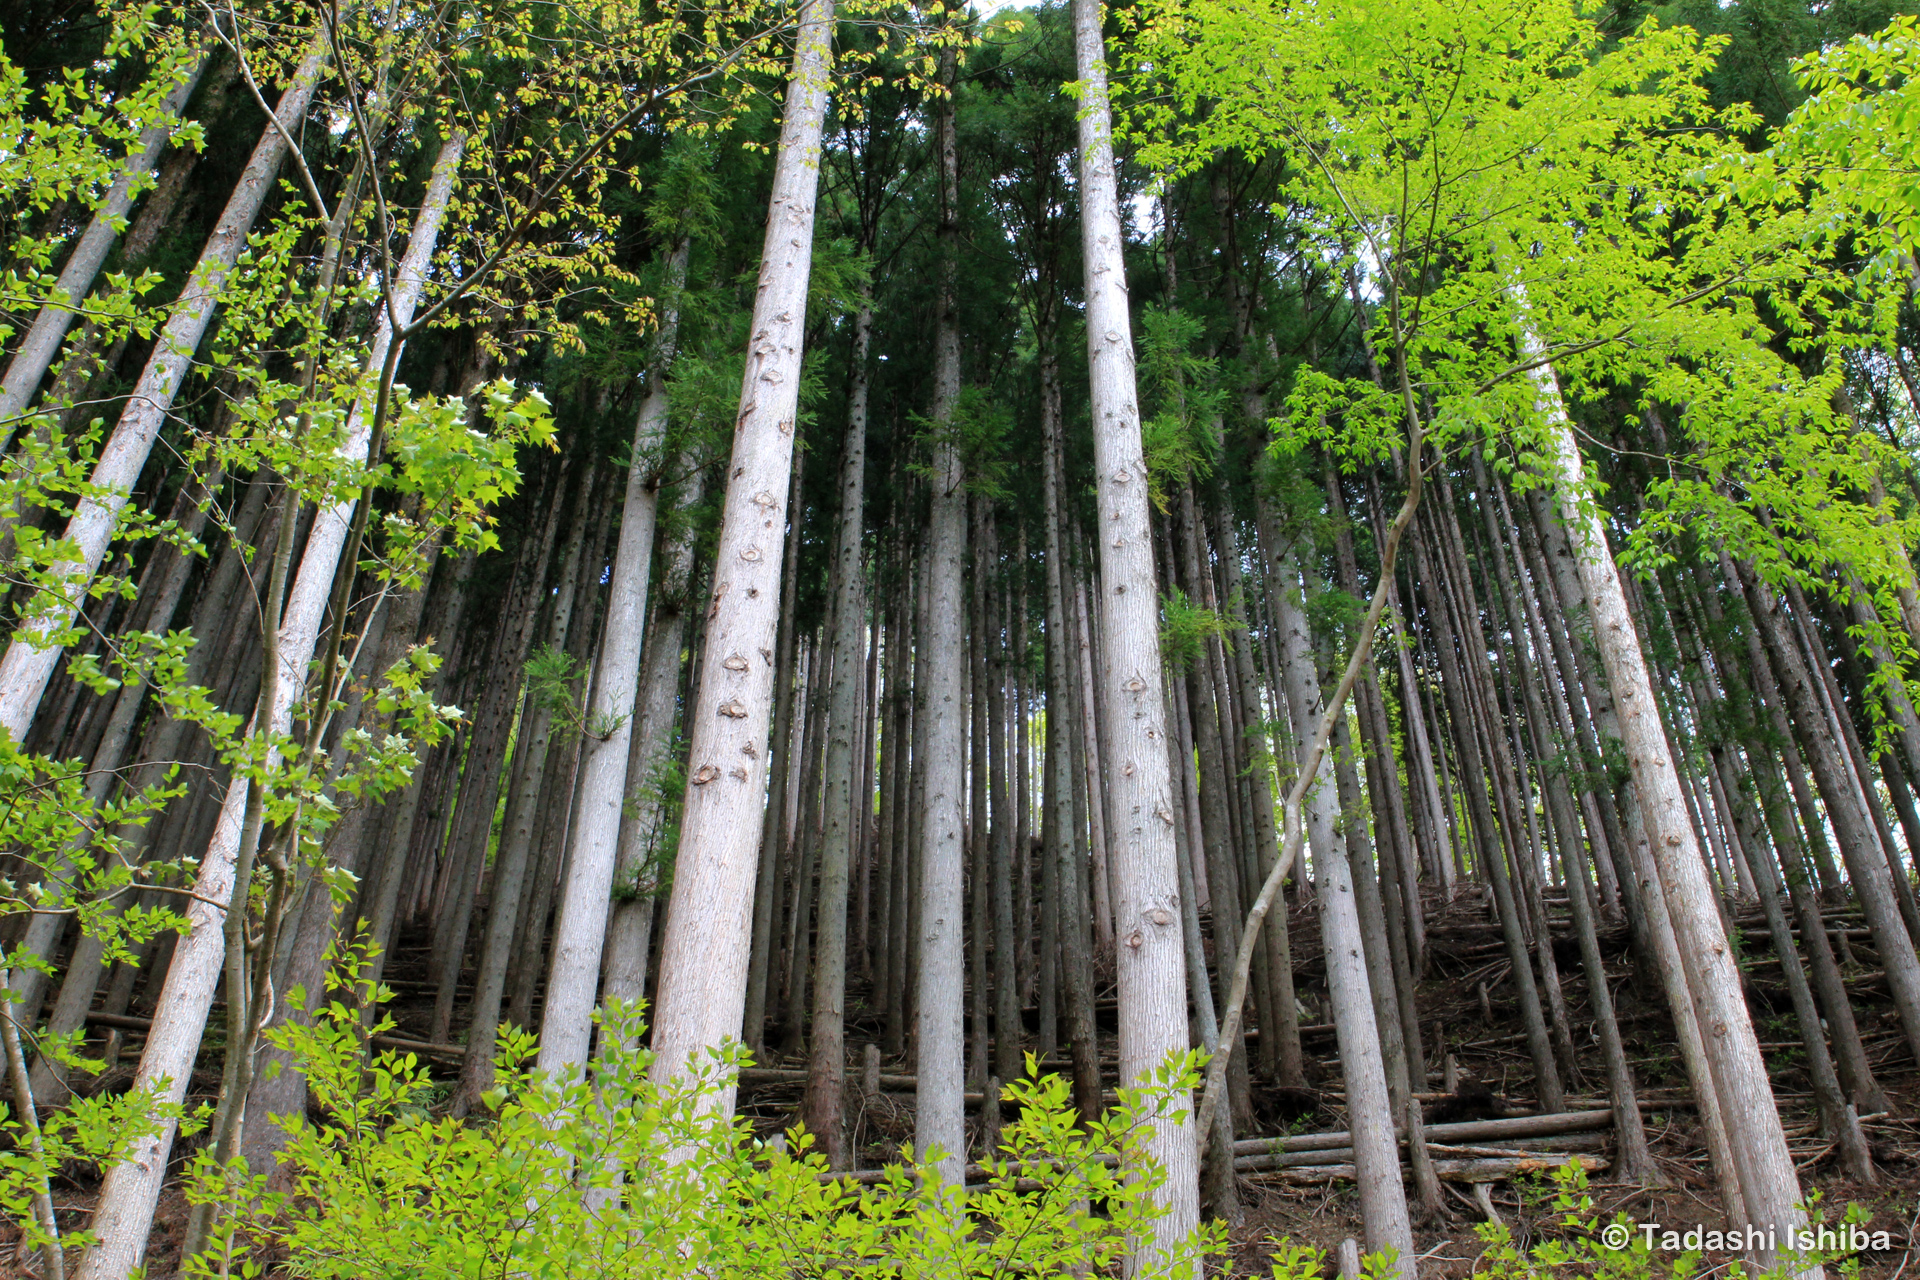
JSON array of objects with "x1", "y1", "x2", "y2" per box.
[
  {"x1": 1525, "y1": 342, "x2": 1810, "y2": 1265},
  {"x1": 802, "y1": 293, "x2": 871, "y2": 1169},
  {"x1": 1069, "y1": 0, "x2": 1200, "y2": 1248},
  {"x1": 648, "y1": 0, "x2": 837, "y2": 1111},
  {"x1": 0, "y1": 37, "x2": 329, "y2": 742}
]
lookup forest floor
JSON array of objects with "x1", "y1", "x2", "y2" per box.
[
  {"x1": 729, "y1": 885, "x2": 1920, "y2": 1276},
  {"x1": 15, "y1": 887, "x2": 1920, "y2": 1278},
  {"x1": 1204, "y1": 890, "x2": 1920, "y2": 1278}
]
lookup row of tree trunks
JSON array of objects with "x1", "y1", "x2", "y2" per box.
[{"x1": 19, "y1": 12, "x2": 1920, "y2": 1279}]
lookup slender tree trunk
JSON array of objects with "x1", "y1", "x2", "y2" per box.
[
  {"x1": 1498, "y1": 475, "x2": 1657, "y2": 1179},
  {"x1": 648, "y1": 0, "x2": 836, "y2": 1109},
  {"x1": 427, "y1": 487, "x2": 559, "y2": 1044},
  {"x1": 359, "y1": 549, "x2": 476, "y2": 1017},
  {"x1": 802, "y1": 294, "x2": 871, "y2": 1168},
  {"x1": 1272, "y1": 548, "x2": 1415, "y2": 1273},
  {"x1": 538, "y1": 355, "x2": 685, "y2": 1076},
  {"x1": 1328, "y1": 470, "x2": 1426, "y2": 1078},
  {"x1": 886, "y1": 571, "x2": 917, "y2": 1055},
  {"x1": 1738, "y1": 561, "x2": 1920, "y2": 1065},
  {"x1": 0, "y1": 38, "x2": 329, "y2": 740},
  {"x1": 0, "y1": 53, "x2": 209, "y2": 437},
  {"x1": 1411, "y1": 501, "x2": 1564, "y2": 1110},
  {"x1": 1792, "y1": 580, "x2": 1920, "y2": 944},
  {"x1": 1525, "y1": 342, "x2": 1808, "y2": 1265},
  {"x1": 247, "y1": 518, "x2": 446, "y2": 1162},
  {"x1": 1209, "y1": 497, "x2": 1303, "y2": 1082},
  {"x1": 1041, "y1": 362, "x2": 1100, "y2": 1124},
  {"x1": 912, "y1": 47, "x2": 968, "y2": 1187},
  {"x1": 1523, "y1": 489, "x2": 1644, "y2": 926},
  {"x1": 1173, "y1": 494, "x2": 1251, "y2": 1128},
  {"x1": 451, "y1": 462, "x2": 592, "y2": 1113},
  {"x1": 1074, "y1": 571, "x2": 1117, "y2": 956},
  {"x1": 76, "y1": 121, "x2": 463, "y2": 1279},
  {"x1": 602, "y1": 462, "x2": 709, "y2": 1014},
  {"x1": 871, "y1": 587, "x2": 900, "y2": 1009},
  {"x1": 779, "y1": 644, "x2": 827, "y2": 1050},
  {"x1": 507, "y1": 515, "x2": 611, "y2": 1030},
  {"x1": 988, "y1": 554, "x2": 1023, "y2": 1085},
  {"x1": 22, "y1": 475, "x2": 225, "y2": 1085},
  {"x1": 970, "y1": 502, "x2": 994, "y2": 1089},
  {"x1": 1070, "y1": 0, "x2": 1199, "y2": 1252}
]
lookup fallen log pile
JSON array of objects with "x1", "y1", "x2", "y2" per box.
[
  {"x1": 820, "y1": 1107, "x2": 1616, "y2": 1188},
  {"x1": 1260, "y1": 1154, "x2": 1608, "y2": 1185}
]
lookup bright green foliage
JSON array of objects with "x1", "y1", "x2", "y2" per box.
[
  {"x1": 1160, "y1": 586, "x2": 1234, "y2": 675},
  {"x1": 0, "y1": 6, "x2": 202, "y2": 361},
  {"x1": 0, "y1": 1059, "x2": 202, "y2": 1261},
  {"x1": 1772, "y1": 15, "x2": 1920, "y2": 286},
  {"x1": 1129, "y1": 0, "x2": 1917, "y2": 680},
  {"x1": 911, "y1": 385, "x2": 1013, "y2": 499},
  {"x1": 1137, "y1": 306, "x2": 1221, "y2": 512},
  {"x1": 384, "y1": 379, "x2": 555, "y2": 565},
  {"x1": 1471, "y1": 1161, "x2": 1877, "y2": 1279},
  {"x1": 187, "y1": 946, "x2": 1219, "y2": 1279},
  {"x1": 617, "y1": 730, "x2": 685, "y2": 901}
]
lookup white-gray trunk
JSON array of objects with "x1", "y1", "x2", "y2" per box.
[
  {"x1": 647, "y1": 0, "x2": 835, "y2": 1107},
  {"x1": 1068, "y1": 0, "x2": 1198, "y2": 1255},
  {"x1": 1525, "y1": 320, "x2": 1810, "y2": 1271},
  {"x1": 0, "y1": 38, "x2": 329, "y2": 742},
  {"x1": 536, "y1": 333, "x2": 680, "y2": 1078},
  {"x1": 0, "y1": 53, "x2": 209, "y2": 442},
  {"x1": 914, "y1": 56, "x2": 967, "y2": 1193},
  {"x1": 596, "y1": 235, "x2": 696, "y2": 1025},
  {"x1": 70, "y1": 130, "x2": 463, "y2": 1280},
  {"x1": 602, "y1": 465, "x2": 706, "y2": 1007},
  {"x1": 1271, "y1": 552, "x2": 1414, "y2": 1277}
]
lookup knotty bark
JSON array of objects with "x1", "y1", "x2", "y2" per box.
[
  {"x1": 744, "y1": 446, "x2": 807, "y2": 1049},
  {"x1": 649, "y1": 0, "x2": 837, "y2": 1109},
  {"x1": 1070, "y1": 0, "x2": 1198, "y2": 1243}
]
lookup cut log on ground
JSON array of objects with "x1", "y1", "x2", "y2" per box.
[{"x1": 1258, "y1": 1155, "x2": 1609, "y2": 1185}]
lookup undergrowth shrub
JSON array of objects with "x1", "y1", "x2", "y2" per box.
[{"x1": 181, "y1": 948, "x2": 1223, "y2": 1278}]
